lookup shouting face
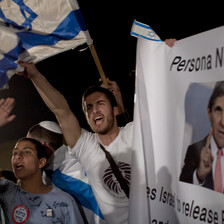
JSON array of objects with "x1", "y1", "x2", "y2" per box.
[
  {"x1": 84, "y1": 91, "x2": 118, "y2": 135},
  {"x1": 11, "y1": 140, "x2": 45, "y2": 180}
]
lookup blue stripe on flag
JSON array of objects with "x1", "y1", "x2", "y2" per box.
[
  {"x1": 130, "y1": 31, "x2": 162, "y2": 42},
  {"x1": 0, "y1": 40, "x2": 24, "y2": 88},
  {"x1": 17, "y1": 10, "x2": 83, "y2": 50},
  {"x1": 13, "y1": 0, "x2": 38, "y2": 30},
  {"x1": 133, "y1": 20, "x2": 152, "y2": 30},
  {"x1": 74, "y1": 9, "x2": 87, "y2": 31},
  {"x1": 0, "y1": 0, "x2": 38, "y2": 30},
  {"x1": 131, "y1": 20, "x2": 161, "y2": 42},
  {"x1": 0, "y1": 8, "x2": 86, "y2": 88},
  {"x1": 52, "y1": 169, "x2": 104, "y2": 220}
]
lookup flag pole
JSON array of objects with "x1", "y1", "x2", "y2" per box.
[{"x1": 89, "y1": 43, "x2": 108, "y2": 86}]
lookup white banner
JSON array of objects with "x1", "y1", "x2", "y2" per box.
[{"x1": 129, "y1": 26, "x2": 224, "y2": 224}]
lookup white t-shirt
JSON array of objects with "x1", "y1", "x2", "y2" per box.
[{"x1": 70, "y1": 122, "x2": 133, "y2": 224}]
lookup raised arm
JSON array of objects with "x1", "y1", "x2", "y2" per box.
[
  {"x1": 0, "y1": 97, "x2": 16, "y2": 127},
  {"x1": 17, "y1": 62, "x2": 81, "y2": 148}
]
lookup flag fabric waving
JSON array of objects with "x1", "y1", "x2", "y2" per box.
[
  {"x1": 131, "y1": 20, "x2": 161, "y2": 41},
  {"x1": 0, "y1": 0, "x2": 92, "y2": 89}
]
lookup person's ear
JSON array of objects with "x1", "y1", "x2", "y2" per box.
[
  {"x1": 113, "y1": 106, "x2": 119, "y2": 116},
  {"x1": 39, "y1": 158, "x2": 47, "y2": 169}
]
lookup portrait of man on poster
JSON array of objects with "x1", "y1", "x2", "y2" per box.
[{"x1": 180, "y1": 81, "x2": 224, "y2": 194}]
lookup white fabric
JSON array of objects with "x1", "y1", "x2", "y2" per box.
[
  {"x1": 129, "y1": 26, "x2": 224, "y2": 224},
  {"x1": 131, "y1": 20, "x2": 161, "y2": 41},
  {"x1": 70, "y1": 122, "x2": 133, "y2": 224},
  {"x1": 47, "y1": 145, "x2": 86, "y2": 181},
  {"x1": 0, "y1": 0, "x2": 92, "y2": 88},
  {"x1": 46, "y1": 145, "x2": 105, "y2": 224},
  {"x1": 39, "y1": 121, "x2": 62, "y2": 134}
]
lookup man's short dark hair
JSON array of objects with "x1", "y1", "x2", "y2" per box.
[
  {"x1": 82, "y1": 86, "x2": 117, "y2": 112},
  {"x1": 208, "y1": 81, "x2": 224, "y2": 110},
  {"x1": 16, "y1": 137, "x2": 47, "y2": 172}
]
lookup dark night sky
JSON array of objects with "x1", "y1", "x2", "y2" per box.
[{"x1": 0, "y1": 1, "x2": 223, "y2": 144}]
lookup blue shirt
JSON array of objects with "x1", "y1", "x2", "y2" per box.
[{"x1": 0, "y1": 179, "x2": 83, "y2": 224}]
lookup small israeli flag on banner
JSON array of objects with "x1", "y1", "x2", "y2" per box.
[
  {"x1": 131, "y1": 20, "x2": 161, "y2": 41},
  {"x1": 0, "y1": 0, "x2": 93, "y2": 89}
]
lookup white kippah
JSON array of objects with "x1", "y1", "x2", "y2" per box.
[{"x1": 39, "y1": 121, "x2": 62, "y2": 134}]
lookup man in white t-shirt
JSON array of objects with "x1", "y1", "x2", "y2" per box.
[{"x1": 17, "y1": 62, "x2": 133, "y2": 224}]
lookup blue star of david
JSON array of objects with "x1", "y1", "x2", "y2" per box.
[
  {"x1": 0, "y1": 0, "x2": 37, "y2": 30},
  {"x1": 147, "y1": 30, "x2": 157, "y2": 38}
]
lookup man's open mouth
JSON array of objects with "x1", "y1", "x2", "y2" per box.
[
  {"x1": 15, "y1": 164, "x2": 23, "y2": 170},
  {"x1": 94, "y1": 116, "x2": 103, "y2": 125}
]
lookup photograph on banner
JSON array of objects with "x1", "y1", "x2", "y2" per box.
[
  {"x1": 129, "y1": 26, "x2": 224, "y2": 224},
  {"x1": 180, "y1": 81, "x2": 224, "y2": 194}
]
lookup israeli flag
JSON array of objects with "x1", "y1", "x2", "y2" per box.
[
  {"x1": 0, "y1": 0, "x2": 92, "y2": 89},
  {"x1": 131, "y1": 20, "x2": 161, "y2": 41}
]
